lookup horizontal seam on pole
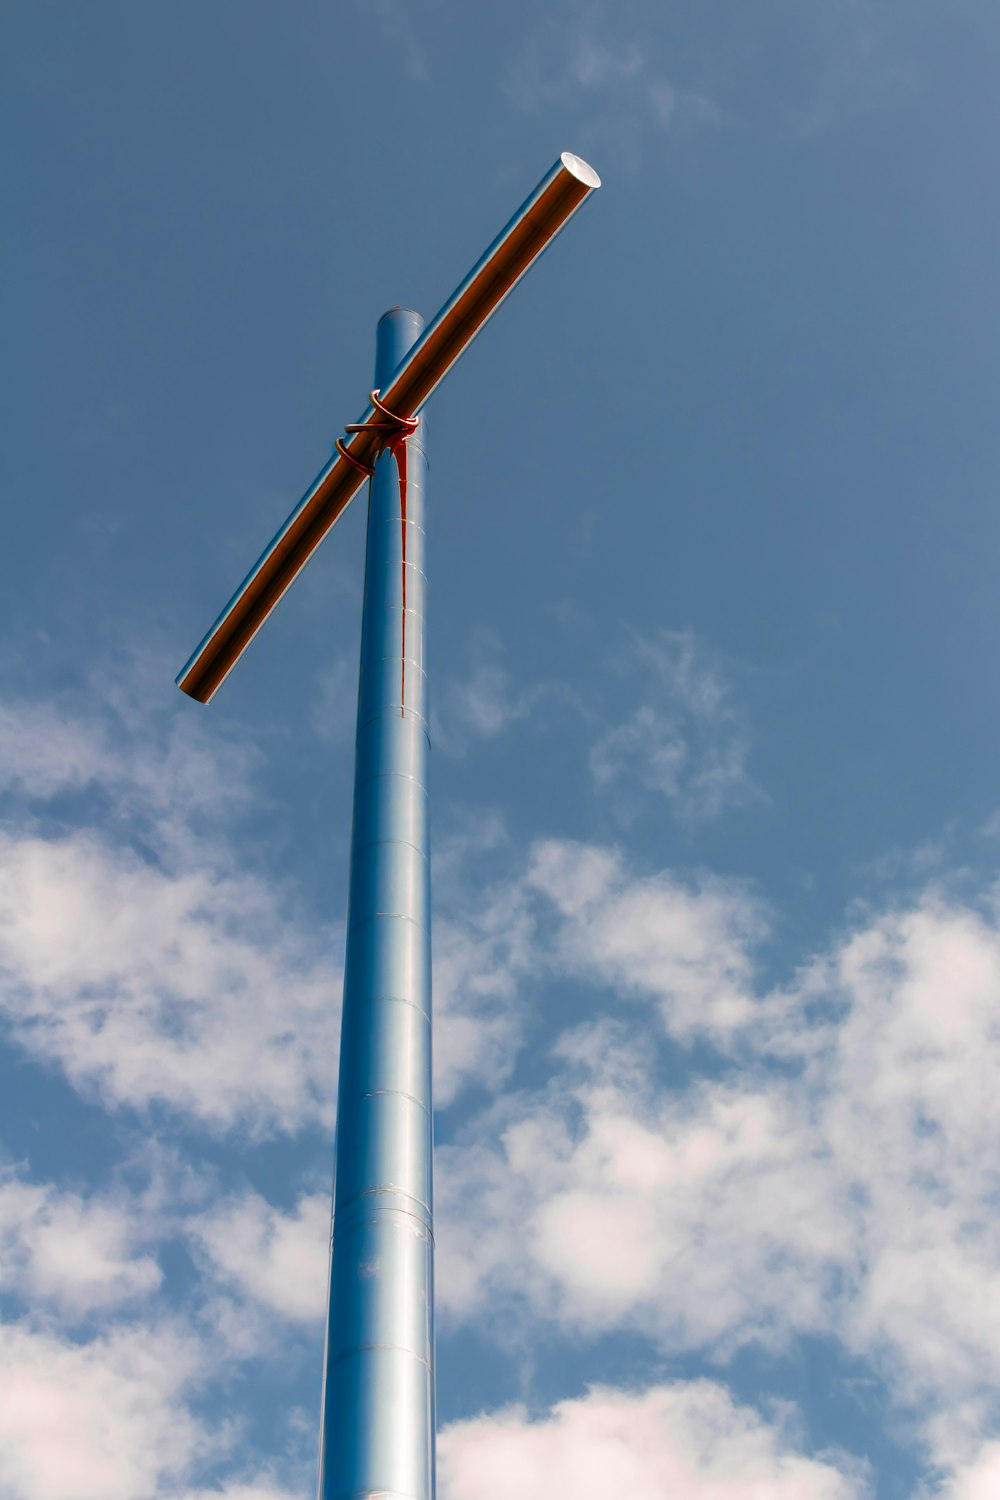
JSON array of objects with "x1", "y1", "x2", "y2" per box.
[
  {"x1": 353, "y1": 836, "x2": 429, "y2": 864},
  {"x1": 328, "y1": 1488, "x2": 427, "y2": 1500},
  {"x1": 327, "y1": 1343, "x2": 432, "y2": 1373},
  {"x1": 367, "y1": 573, "x2": 431, "y2": 591},
  {"x1": 359, "y1": 1088, "x2": 430, "y2": 1117},
  {"x1": 373, "y1": 515, "x2": 427, "y2": 534},
  {"x1": 332, "y1": 1213, "x2": 435, "y2": 1246},
  {"x1": 334, "y1": 1186, "x2": 432, "y2": 1217},
  {"x1": 333, "y1": 1202, "x2": 434, "y2": 1236},
  {"x1": 348, "y1": 912, "x2": 430, "y2": 937},
  {"x1": 373, "y1": 505, "x2": 427, "y2": 520},
  {"x1": 341, "y1": 1002, "x2": 431, "y2": 1026},
  {"x1": 363, "y1": 605, "x2": 426, "y2": 619},
  {"x1": 356, "y1": 721, "x2": 431, "y2": 748},
  {"x1": 336, "y1": 1181, "x2": 431, "y2": 1205},
  {"x1": 353, "y1": 729, "x2": 428, "y2": 747},
  {"x1": 335, "y1": 1194, "x2": 434, "y2": 1230},
  {"x1": 356, "y1": 720, "x2": 430, "y2": 742},
  {"x1": 367, "y1": 591, "x2": 431, "y2": 603},
  {"x1": 359, "y1": 656, "x2": 428, "y2": 677},
  {"x1": 358, "y1": 676, "x2": 427, "y2": 696},
  {"x1": 364, "y1": 600, "x2": 431, "y2": 618},
  {"x1": 344, "y1": 994, "x2": 430, "y2": 1023},
  {"x1": 375, "y1": 996, "x2": 430, "y2": 1019},
  {"x1": 356, "y1": 770, "x2": 427, "y2": 794},
  {"x1": 358, "y1": 697, "x2": 428, "y2": 709},
  {"x1": 366, "y1": 554, "x2": 427, "y2": 569},
  {"x1": 353, "y1": 741, "x2": 428, "y2": 762}
]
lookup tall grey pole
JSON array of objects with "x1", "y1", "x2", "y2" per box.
[{"x1": 318, "y1": 308, "x2": 434, "y2": 1500}]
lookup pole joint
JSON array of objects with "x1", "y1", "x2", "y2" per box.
[{"x1": 337, "y1": 389, "x2": 421, "y2": 474}]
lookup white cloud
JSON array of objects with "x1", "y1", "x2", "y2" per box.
[
  {"x1": 938, "y1": 1444, "x2": 1000, "y2": 1500},
  {"x1": 589, "y1": 629, "x2": 756, "y2": 820},
  {"x1": 177, "y1": 1487, "x2": 301, "y2": 1500},
  {"x1": 0, "y1": 1168, "x2": 161, "y2": 1315},
  {"x1": 436, "y1": 854, "x2": 1000, "y2": 1472},
  {"x1": 0, "y1": 679, "x2": 533, "y2": 1131},
  {"x1": 0, "y1": 674, "x2": 261, "y2": 855},
  {"x1": 826, "y1": 895, "x2": 1000, "y2": 1425},
  {"x1": 0, "y1": 829, "x2": 337, "y2": 1136},
  {"x1": 437, "y1": 1039, "x2": 849, "y2": 1344},
  {"x1": 526, "y1": 838, "x2": 767, "y2": 1041},
  {"x1": 0, "y1": 1321, "x2": 205, "y2": 1500},
  {"x1": 434, "y1": 857, "x2": 536, "y2": 1105},
  {"x1": 187, "y1": 1189, "x2": 329, "y2": 1325},
  {"x1": 0, "y1": 1313, "x2": 305, "y2": 1500},
  {"x1": 438, "y1": 1380, "x2": 866, "y2": 1500}
]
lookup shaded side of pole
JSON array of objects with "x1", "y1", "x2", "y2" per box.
[{"x1": 319, "y1": 308, "x2": 434, "y2": 1500}]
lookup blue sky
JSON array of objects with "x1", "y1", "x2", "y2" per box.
[{"x1": 2, "y1": 2, "x2": 1000, "y2": 1497}]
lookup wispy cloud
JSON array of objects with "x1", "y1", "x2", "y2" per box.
[
  {"x1": 506, "y1": 3, "x2": 723, "y2": 167},
  {"x1": 354, "y1": 0, "x2": 434, "y2": 82},
  {"x1": 589, "y1": 628, "x2": 759, "y2": 821},
  {"x1": 437, "y1": 625, "x2": 757, "y2": 823},
  {"x1": 433, "y1": 631, "x2": 553, "y2": 758},
  {"x1": 309, "y1": 651, "x2": 358, "y2": 747},
  {"x1": 505, "y1": 0, "x2": 928, "y2": 158}
]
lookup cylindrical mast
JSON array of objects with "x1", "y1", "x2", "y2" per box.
[{"x1": 319, "y1": 309, "x2": 434, "y2": 1500}]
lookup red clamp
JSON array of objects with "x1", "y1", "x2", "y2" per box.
[{"x1": 336, "y1": 389, "x2": 420, "y2": 475}]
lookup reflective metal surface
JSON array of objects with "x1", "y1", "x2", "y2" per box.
[
  {"x1": 176, "y1": 151, "x2": 600, "y2": 703},
  {"x1": 317, "y1": 310, "x2": 435, "y2": 1500}
]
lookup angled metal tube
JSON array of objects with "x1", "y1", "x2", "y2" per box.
[{"x1": 176, "y1": 152, "x2": 600, "y2": 703}]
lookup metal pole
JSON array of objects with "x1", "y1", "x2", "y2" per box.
[{"x1": 319, "y1": 308, "x2": 434, "y2": 1500}]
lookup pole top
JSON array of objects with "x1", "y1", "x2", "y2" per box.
[
  {"x1": 375, "y1": 309, "x2": 425, "y2": 389},
  {"x1": 377, "y1": 306, "x2": 423, "y2": 326}
]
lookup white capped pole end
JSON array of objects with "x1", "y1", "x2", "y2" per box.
[{"x1": 560, "y1": 151, "x2": 601, "y2": 189}]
